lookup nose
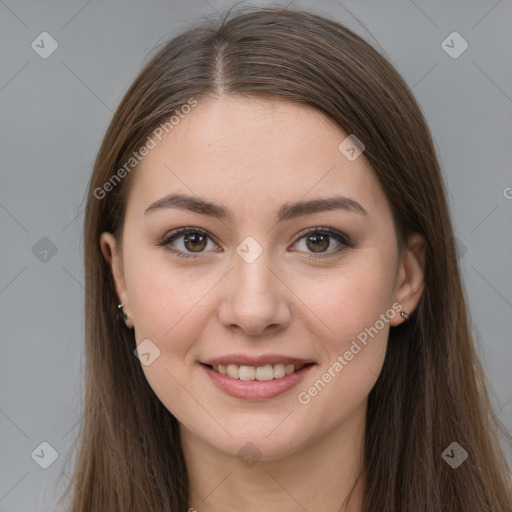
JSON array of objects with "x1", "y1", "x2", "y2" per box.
[{"x1": 217, "y1": 251, "x2": 292, "y2": 337}]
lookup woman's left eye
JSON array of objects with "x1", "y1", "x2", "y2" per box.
[
  {"x1": 158, "y1": 227, "x2": 352, "y2": 259},
  {"x1": 292, "y1": 228, "x2": 352, "y2": 257}
]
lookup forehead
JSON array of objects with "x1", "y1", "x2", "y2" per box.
[{"x1": 125, "y1": 96, "x2": 388, "y2": 222}]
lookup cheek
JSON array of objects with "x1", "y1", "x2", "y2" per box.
[
  {"x1": 124, "y1": 250, "x2": 212, "y2": 422},
  {"x1": 294, "y1": 266, "x2": 394, "y2": 425},
  {"x1": 125, "y1": 245, "x2": 208, "y2": 342},
  {"x1": 293, "y1": 249, "x2": 396, "y2": 408},
  {"x1": 303, "y1": 252, "x2": 397, "y2": 350}
]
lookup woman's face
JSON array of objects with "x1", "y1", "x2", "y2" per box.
[{"x1": 101, "y1": 95, "x2": 423, "y2": 461}]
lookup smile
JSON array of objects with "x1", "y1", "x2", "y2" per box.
[
  {"x1": 209, "y1": 363, "x2": 306, "y2": 381},
  {"x1": 201, "y1": 362, "x2": 315, "y2": 400}
]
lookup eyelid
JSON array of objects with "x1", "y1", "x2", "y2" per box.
[{"x1": 293, "y1": 226, "x2": 352, "y2": 246}]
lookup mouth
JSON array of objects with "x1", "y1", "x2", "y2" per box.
[
  {"x1": 202, "y1": 362, "x2": 313, "y2": 381},
  {"x1": 200, "y1": 361, "x2": 316, "y2": 400}
]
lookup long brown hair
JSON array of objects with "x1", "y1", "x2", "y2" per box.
[{"x1": 59, "y1": 6, "x2": 512, "y2": 511}]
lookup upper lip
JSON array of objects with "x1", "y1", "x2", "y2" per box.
[{"x1": 202, "y1": 354, "x2": 315, "y2": 367}]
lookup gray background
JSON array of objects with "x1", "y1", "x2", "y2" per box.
[{"x1": 1, "y1": 0, "x2": 511, "y2": 510}]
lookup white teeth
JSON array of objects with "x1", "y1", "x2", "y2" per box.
[
  {"x1": 227, "y1": 364, "x2": 239, "y2": 379},
  {"x1": 273, "y1": 363, "x2": 286, "y2": 379},
  {"x1": 255, "y1": 365, "x2": 274, "y2": 381},
  {"x1": 210, "y1": 363, "x2": 306, "y2": 380},
  {"x1": 239, "y1": 365, "x2": 256, "y2": 380}
]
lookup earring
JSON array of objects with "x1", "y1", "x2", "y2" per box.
[
  {"x1": 117, "y1": 303, "x2": 128, "y2": 321},
  {"x1": 400, "y1": 311, "x2": 410, "y2": 320}
]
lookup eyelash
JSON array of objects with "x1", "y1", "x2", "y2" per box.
[{"x1": 157, "y1": 226, "x2": 353, "y2": 260}]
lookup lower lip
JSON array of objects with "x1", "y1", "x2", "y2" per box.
[{"x1": 200, "y1": 363, "x2": 315, "y2": 400}]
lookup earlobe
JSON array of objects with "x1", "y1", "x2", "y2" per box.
[
  {"x1": 100, "y1": 232, "x2": 134, "y2": 328},
  {"x1": 390, "y1": 232, "x2": 426, "y2": 326}
]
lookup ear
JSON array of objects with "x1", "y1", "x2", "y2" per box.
[
  {"x1": 390, "y1": 232, "x2": 426, "y2": 326},
  {"x1": 100, "y1": 232, "x2": 134, "y2": 328}
]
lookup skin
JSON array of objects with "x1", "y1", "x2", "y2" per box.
[{"x1": 101, "y1": 95, "x2": 426, "y2": 512}]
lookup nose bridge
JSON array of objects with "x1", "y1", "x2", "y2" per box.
[
  {"x1": 218, "y1": 238, "x2": 290, "y2": 334},
  {"x1": 233, "y1": 243, "x2": 277, "y2": 306}
]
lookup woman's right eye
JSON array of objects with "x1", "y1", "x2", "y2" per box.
[{"x1": 159, "y1": 228, "x2": 219, "y2": 259}]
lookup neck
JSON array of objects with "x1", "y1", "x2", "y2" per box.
[{"x1": 180, "y1": 400, "x2": 367, "y2": 512}]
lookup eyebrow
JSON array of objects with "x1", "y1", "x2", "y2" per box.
[{"x1": 144, "y1": 192, "x2": 367, "y2": 221}]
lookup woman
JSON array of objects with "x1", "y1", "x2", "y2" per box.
[{"x1": 59, "y1": 6, "x2": 512, "y2": 511}]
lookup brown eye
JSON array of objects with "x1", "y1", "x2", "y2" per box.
[
  {"x1": 160, "y1": 228, "x2": 218, "y2": 259},
  {"x1": 182, "y1": 232, "x2": 207, "y2": 252},
  {"x1": 292, "y1": 228, "x2": 351, "y2": 258},
  {"x1": 305, "y1": 233, "x2": 330, "y2": 253}
]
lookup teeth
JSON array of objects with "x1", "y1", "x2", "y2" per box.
[
  {"x1": 227, "y1": 364, "x2": 239, "y2": 379},
  {"x1": 210, "y1": 363, "x2": 305, "y2": 380},
  {"x1": 239, "y1": 366, "x2": 256, "y2": 380},
  {"x1": 274, "y1": 364, "x2": 286, "y2": 379},
  {"x1": 255, "y1": 365, "x2": 273, "y2": 381}
]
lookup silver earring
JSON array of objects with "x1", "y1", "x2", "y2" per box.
[
  {"x1": 400, "y1": 311, "x2": 410, "y2": 320},
  {"x1": 117, "y1": 303, "x2": 128, "y2": 321}
]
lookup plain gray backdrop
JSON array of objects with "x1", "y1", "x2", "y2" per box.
[{"x1": 1, "y1": 0, "x2": 511, "y2": 510}]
